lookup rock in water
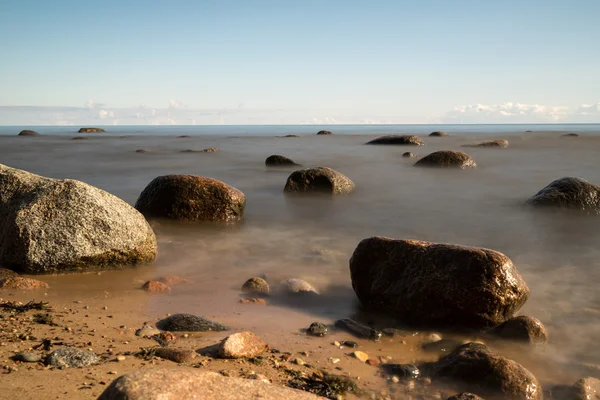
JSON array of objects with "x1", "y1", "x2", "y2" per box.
[
  {"x1": 429, "y1": 131, "x2": 448, "y2": 137},
  {"x1": 317, "y1": 130, "x2": 332, "y2": 135},
  {"x1": 415, "y1": 151, "x2": 477, "y2": 169},
  {"x1": 446, "y1": 394, "x2": 485, "y2": 400},
  {"x1": 0, "y1": 164, "x2": 157, "y2": 274},
  {"x1": 430, "y1": 343, "x2": 542, "y2": 400},
  {"x1": 283, "y1": 167, "x2": 355, "y2": 195},
  {"x1": 402, "y1": 152, "x2": 416, "y2": 158},
  {"x1": 78, "y1": 127, "x2": 105, "y2": 133},
  {"x1": 349, "y1": 237, "x2": 529, "y2": 330},
  {"x1": 0, "y1": 276, "x2": 48, "y2": 290},
  {"x1": 462, "y1": 140, "x2": 509, "y2": 148},
  {"x1": 307, "y1": 322, "x2": 328, "y2": 337},
  {"x1": 490, "y1": 316, "x2": 548, "y2": 344},
  {"x1": 241, "y1": 277, "x2": 270, "y2": 295},
  {"x1": 156, "y1": 314, "x2": 230, "y2": 332},
  {"x1": 561, "y1": 133, "x2": 580, "y2": 138},
  {"x1": 366, "y1": 135, "x2": 424, "y2": 145},
  {"x1": 141, "y1": 281, "x2": 171, "y2": 294},
  {"x1": 265, "y1": 155, "x2": 299, "y2": 167},
  {"x1": 98, "y1": 369, "x2": 323, "y2": 400},
  {"x1": 45, "y1": 347, "x2": 99, "y2": 368},
  {"x1": 279, "y1": 278, "x2": 319, "y2": 295},
  {"x1": 218, "y1": 332, "x2": 268, "y2": 358},
  {"x1": 571, "y1": 377, "x2": 600, "y2": 400},
  {"x1": 71, "y1": 136, "x2": 88, "y2": 140},
  {"x1": 0, "y1": 268, "x2": 18, "y2": 279},
  {"x1": 18, "y1": 130, "x2": 40, "y2": 136},
  {"x1": 135, "y1": 175, "x2": 246, "y2": 223},
  {"x1": 526, "y1": 177, "x2": 600, "y2": 214}
]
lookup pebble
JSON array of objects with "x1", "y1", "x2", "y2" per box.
[
  {"x1": 391, "y1": 376, "x2": 400, "y2": 383},
  {"x1": 116, "y1": 356, "x2": 126, "y2": 362},
  {"x1": 307, "y1": 322, "x2": 328, "y2": 337},
  {"x1": 13, "y1": 352, "x2": 41, "y2": 363},
  {"x1": 332, "y1": 341, "x2": 341, "y2": 347},
  {"x1": 294, "y1": 358, "x2": 306, "y2": 366},
  {"x1": 342, "y1": 340, "x2": 358, "y2": 348},
  {"x1": 330, "y1": 358, "x2": 341, "y2": 364},
  {"x1": 366, "y1": 359, "x2": 379, "y2": 367},
  {"x1": 352, "y1": 351, "x2": 369, "y2": 363},
  {"x1": 423, "y1": 333, "x2": 442, "y2": 344},
  {"x1": 108, "y1": 371, "x2": 118, "y2": 375}
]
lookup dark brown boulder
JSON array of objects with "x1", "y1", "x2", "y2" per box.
[
  {"x1": 135, "y1": 175, "x2": 246, "y2": 223},
  {"x1": 284, "y1": 167, "x2": 355, "y2": 195},
  {"x1": 415, "y1": 151, "x2": 476, "y2": 169},
  {"x1": 349, "y1": 237, "x2": 530, "y2": 330},
  {"x1": 265, "y1": 155, "x2": 299, "y2": 167},
  {"x1": 317, "y1": 130, "x2": 332, "y2": 135},
  {"x1": 462, "y1": 140, "x2": 508, "y2": 148},
  {"x1": 242, "y1": 277, "x2": 270, "y2": 295},
  {"x1": 366, "y1": 135, "x2": 424, "y2": 145},
  {"x1": 447, "y1": 394, "x2": 485, "y2": 400},
  {"x1": 430, "y1": 343, "x2": 542, "y2": 400},
  {"x1": 571, "y1": 377, "x2": 599, "y2": 399},
  {"x1": 78, "y1": 127, "x2": 105, "y2": 133},
  {"x1": 526, "y1": 177, "x2": 600, "y2": 214},
  {"x1": 429, "y1": 131, "x2": 448, "y2": 137},
  {"x1": 490, "y1": 316, "x2": 548, "y2": 344},
  {"x1": 18, "y1": 130, "x2": 40, "y2": 136}
]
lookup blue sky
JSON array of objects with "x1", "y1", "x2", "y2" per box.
[{"x1": 1, "y1": 0, "x2": 599, "y2": 125}]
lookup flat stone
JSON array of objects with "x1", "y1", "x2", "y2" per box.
[
  {"x1": 13, "y1": 352, "x2": 42, "y2": 363},
  {"x1": 352, "y1": 351, "x2": 369, "y2": 363},
  {"x1": 218, "y1": 332, "x2": 268, "y2": 359},
  {"x1": 156, "y1": 314, "x2": 230, "y2": 332},
  {"x1": 45, "y1": 347, "x2": 99, "y2": 368},
  {"x1": 154, "y1": 347, "x2": 196, "y2": 363}
]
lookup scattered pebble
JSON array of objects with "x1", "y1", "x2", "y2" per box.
[
  {"x1": 294, "y1": 358, "x2": 306, "y2": 366},
  {"x1": 352, "y1": 351, "x2": 369, "y2": 363},
  {"x1": 116, "y1": 356, "x2": 126, "y2": 362},
  {"x1": 342, "y1": 340, "x2": 358, "y2": 348}
]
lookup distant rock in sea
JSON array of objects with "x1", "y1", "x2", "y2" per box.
[
  {"x1": 526, "y1": 177, "x2": 600, "y2": 214},
  {"x1": 78, "y1": 127, "x2": 105, "y2": 133},
  {"x1": 462, "y1": 140, "x2": 508, "y2": 148},
  {"x1": 18, "y1": 130, "x2": 40, "y2": 136},
  {"x1": 415, "y1": 151, "x2": 476, "y2": 169},
  {"x1": 366, "y1": 135, "x2": 424, "y2": 145},
  {"x1": 317, "y1": 130, "x2": 333, "y2": 135},
  {"x1": 402, "y1": 152, "x2": 416, "y2": 158},
  {"x1": 561, "y1": 133, "x2": 580, "y2": 138},
  {"x1": 284, "y1": 167, "x2": 355, "y2": 195},
  {"x1": 71, "y1": 136, "x2": 89, "y2": 140},
  {"x1": 429, "y1": 131, "x2": 448, "y2": 137},
  {"x1": 265, "y1": 155, "x2": 299, "y2": 167}
]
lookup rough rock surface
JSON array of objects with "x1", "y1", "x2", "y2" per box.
[
  {"x1": 571, "y1": 377, "x2": 600, "y2": 400},
  {"x1": 218, "y1": 332, "x2": 268, "y2": 358},
  {"x1": 446, "y1": 394, "x2": 485, "y2": 400},
  {"x1": 0, "y1": 164, "x2": 157, "y2": 274},
  {"x1": 241, "y1": 277, "x2": 270, "y2": 295},
  {"x1": 279, "y1": 278, "x2": 319, "y2": 295},
  {"x1": 429, "y1": 131, "x2": 448, "y2": 137},
  {"x1": 45, "y1": 347, "x2": 99, "y2": 368},
  {"x1": 135, "y1": 175, "x2": 246, "y2": 223},
  {"x1": 415, "y1": 151, "x2": 477, "y2": 169},
  {"x1": 430, "y1": 343, "x2": 541, "y2": 400},
  {"x1": 153, "y1": 347, "x2": 196, "y2": 363},
  {"x1": 18, "y1": 130, "x2": 40, "y2": 136},
  {"x1": 156, "y1": 314, "x2": 230, "y2": 332},
  {"x1": 0, "y1": 276, "x2": 49, "y2": 290},
  {"x1": 402, "y1": 152, "x2": 416, "y2": 158},
  {"x1": 349, "y1": 237, "x2": 530, "y2": 330},
  {"x1": 0, "y1": 268, "x2": 18, "y2": 280},
  {"x1": 526, "y1": 177, "x2": 600, "y2": 214},
  {"x1": 141, "y1": 281, "x2": 171, "y2": 293},
  {"x1": 98, "y1": 369, "x2": 324, "y2": 400},
  {"x1": 317, "y1": 130, "x2": 332, "y2": 135},
  {"x1": 490, "y1": 316, "x2": 548, "y2": 344},
  {"x1": 283, "y1": 167, "x2": 355, "y2": 195},
  {"x1": 366, "y1": 135, "x2": 424, "y2": 145},
  {"x1": 462, "y1": 140, "x2": 509, "y2": 148},
  {"x1": 265, "y1": 155, "x2": 299, "y2": 167},
  {"x1": 78, "y1": 127, "x2": 105, "y2": 133},
  {"x1": 307, "y1": 322, "x2": 328, "y2": 337}
]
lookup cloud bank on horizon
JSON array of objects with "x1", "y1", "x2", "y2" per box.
[{"x1": 0, "y1": 100, "x2": 599, "y2": 126}]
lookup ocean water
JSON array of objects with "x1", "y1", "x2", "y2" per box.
[{"x1": 1, "y1": 125, "x2": 600, "y2": 386}]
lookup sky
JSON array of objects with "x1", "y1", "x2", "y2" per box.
[{"x1": 1, "y1": 0, "x2": 599, "y2": 125}]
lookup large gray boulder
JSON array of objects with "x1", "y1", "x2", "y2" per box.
[
  {"x1": 415, "y1": 151, "x2": 476, "y2": 169},
  {"x1": 135, "y1": 175, "x2": 246, "y2": 222},
  {"x1": 349, "y1": 237, "x2": 530, "y2": 330},
  {"x1": 98, "y1": 369, "x2": 324, "y2": 399},
  {"x1": 526, "y1": 177, "x2": 600, "y2": 214},
  {"x1": 430, "y1": 343, "x2": 542, "y2": 400},
  {"x1": 284, "y1": 167, "x2": 355, "y2": 195},
  {"x1": 366, "y1": 135, "x2": 424, "y2": 145},
  {"x1": 0, "y1": 164, "x2": 157, "y2": 274}
]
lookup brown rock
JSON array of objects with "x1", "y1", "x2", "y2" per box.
[
  {"x1": 415, "y1": 150, "x2": 477, "y2": 169},
  {"x1": 571, "y1": 377, "x2": 600, "y2": 400},
  {"x1": 527, "y1": 177, "x2": 600, "y2": 215},
  {"x1": 279, "y1": 278, "x2": 319, "y2": 295},
  {"x1": 366, "y1": 359, "x2": 379, "y2": 367},
  {"x1": 462, "y1": 140, "x2": 508, "y2": 148},
  {"x1": 239, "y1": 298, "x2": 267, "y2": 305},
  {"x1": 284, "y1": 167, "x2": 355, "y2": 195},
  {"x1": 429, "y1": 131, "x2": 448, "y2": 137},
  {"x1": 490, "y1": 316, "x2": 548, "y2": 344},
  {"x1": 218, "y1": 332, "x2": 268, "y2": 359},
  {"x1": 366, "y1": 135, "x2": 424, "y2": 145},
  {"x1": 265, "y1": 155, "x2": 299, "y2": 167},
  {"x1": 18, "y1": 130, "x2": 40, "y2": 136},
  {"x1": 431, "y1": 342, "x2": 541, "y2": 400},
  {"x1": 0, "y1": 268, "x2": 18, "y2": 280},
  {"x1": 98, "y1": 369, "x2": 324, "y2": 399},
  {"x1": 317, "y1": 130, "x2": 332, "y2": 135},
  {"x1": 153, "y1": 347, "x2": 196, "y2": 363},
  {"x1": 0, "y1": 276, "x2": 48, "y2": 290},
  {"x1": 241, "y1": 277, "x2": 270, "y2": 295},
  {"x1": 141, "y1": 281, "x2": 171, "y2": 293},
  {"x1": 402, "y1": 152, "x2": 416, "y2": 158},
  {"x1": 349, "y1": 237, "x2": 530, "y2": 330},
  {"x1": 135, "y1": 175, "x2": 246, "y2": 223},
  {"x1": 201, "y1": 147, "x2": 218, "y2": 153}
]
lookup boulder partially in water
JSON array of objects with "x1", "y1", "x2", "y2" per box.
[
  {"x1": 429, "y1": 131, "x2": 448, "y2": 137},
  {"x1": 490, "y1": 315, "x2": 548, "y2": 344},
  {"x1": 284, "y1": 167, "x2": 355, "y2": 195},
  {"x1": 18, "y1": 130, "x2": 40, "y2": 136},
  {"x1": 526, "y1": 177, "x2": 600, "y2": 214},
  {"x1": 462, "y1": 140, "x2": 509, "y2": 148},
  {"x1": 135, "y1": 175, "x2": 246, "y2": 222},
  {"x1": 279, "y1": 278, "x2": 319, "y2": 295},
  {"x1": 366, "y1": 135, "x2": 424, "y2": 145},
  {"x1": 430, "y1": 343, "x2": 542, "y2": 400},
  {"x1": 570, "y1": 377, "x2": 600, "y2": 400},
  {"x1": 242, "y1": 277, "x2": 270, "y2": 295},
  {"x1": 349, "y1": 237, "x2": 529, "y2": 330},
  {"x1": 402, "y1": 152, "x2": 416, "y2": 158},
  {"x1": 415, "y1": 150, "x2": 476, "y2": 169},
  {"x1": 317, "y1": 130, "x2": 332, "y2": 135},
  {"x1": 0, "y1": 164, "x2": 157, "y2": 274},
  {"x1": 265, "y1": 155, "x2": 299, "y2": 167},
  {"x1": 78, "y1": 127, "x2": 105, "y2": 133},
  {"x1": 156, "y1": 314, "x2": 230, "y2": 332}
]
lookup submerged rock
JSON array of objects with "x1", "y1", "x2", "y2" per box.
[
  {"x1": 156, "y1": 314, "x2": 230, "y2": 332},
  {"x1": 265, "y1": 155, "x2": 299, "y2": 167},
  {"x1": 366, "y1": 135, "x2": 424, "y2": 145},
  {"x1": 218, "y1": 332, "x2": 268, "y2": 359},
  {"x1": 561, "y1": 133, "x2": 580, "y2": 138},
  {"x1": 45, "y1": 347, "x2": 99, "y2": 368},
  {"x1": 570, "y1": 377, "x2": 600, "y2": 400},
  {"x1": 430, "y1": 343, "x2": 542, "y2": 400},
  {"x1": 78, "y1": 127, "x2": 105, "y2": 133},
  {"x1": 462, "y1": 140, "x2": 508, "y2": 148},
  {"x1": 98, "y1": 369, "x2": 322, "y2": 400},
  {"x1": 415, "y1": 150, "x2": 477, "y2": 169},
  {"x1": 381, "y1": 364, "x2": 420, "y2": 380},
  {"x1": 429, "y1": 131, "x2": 448, "y2": 137},
  {"x1": 0, "y1": 276, "x2": 49, "y2": 290},
  {"x1": 490, "y1": 316, "x2": 548, "y2": 344},
  {"x1": 526, "y1": 177, "x2": 600, "y2": 214},
  {"x1": 402, "y1": 152, "x2": 416, "y2": 158},
  {"x1": 283, "y1": 167, "x2": 355, "y2": 195},
  {"x1": 241, "y1": 277, "x2": 270, "y2": 296},
  {"x1": 135, "y1": 175, "x2": 246, "y2": 223},
  {"x1": 71, "y1": 136, "x2": 89, "y2": 140},
  {"x1": 279, "y1": 278, "x2": 319, "y2": 295},
  {"x1": 0, "y1": 164, "x2": 157, "y2": 274},
  {"x1": 307, "y1": 322, "x2": 328, "y2": 337},
  {"x1": 18, "y1": 130, "x2": 40, "y2": 136},
  {"x1": 157, "y1": 276, "x2": 191, "y2": 286},
  {"x1": 317, "y1": 130, "x2": 332, "y2": 135},
  {"x1": 349, "y1": 237, "x2": 529, "y2": 330},
  {"x1": 141, "y1": 281, "x2": 171, "y2": 294}
]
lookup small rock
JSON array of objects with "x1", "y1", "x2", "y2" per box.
[
  {"x1": 239, "y1": 298, "x2": 267, "y2": 305},
  {"x1": 283, "y1": 167, "x2": 355, "y2": 195},
  {"x1": 116, "y1": 355, "x2": 126, "y2": 362},
  {"x1": 0, "y1": 276, "x2": 49, "y2": 290},
  {"x1": 108, "y1": 371, "x2": 118, "y2": 375},
  {"x1": 18, "y1": 130, "x2": 40, "y2": 136},
  {"x1": 490, "y1": 315, "x2": 548, "y2": 344},
  {"x1": 141, "y1": 281, "x2": 171, "y2": 293},
  {"x1": 13, "y1": 352, "x2": 42, "y2": 363},
  {"x1": 45, "y1": 347, "x2": 99, "y2": 368},
  {"x1": 366, "y1": 359, "x2": 379, "y2": 367},
  {"x1": 156, "y1": 314, "x2": 230, "y2": 332},
  {"x1": 71, "y1": 136, "x2": 89, "y2": 140},
  {"x1": 415, "y1": 151, "x2": 477, "y2": 169},
  {"x1": 333, "y1": 341, "x2": 341, "y2": 347},
  {"x1": 352, "y1": 351, "x2": 369, "y2": 363},
  {"x1": 366, "y1": 135, "x2": 424, "y2": 146},
  {"x1": 382, "y1": 328, "x2": 406, "y2": 337},
  {"x1": 200, "y1": 147, "x2": 218, "y2": 153},
  {"x1": 154, "y1": 347, "x2": 196, "y2": 363},
  {"x1": 246, "y1": 374, "x2": 271, "y2": 384},
  {"x1": 218, "y1": 332, "x2": 268, "y2": 359},
  {"x1": 135, "y1": 149, "x2": 148, "y2": 153},
  {"x1": 307, "y1": 322, "x2": 328, "y2": 337},
  {"x1": 391, "y1": 376, "x2": 400, "y2": 383},
  {"x1": 462, "y1": 139, "x2": 508, "y2": 148},
  {"x1": 241, "y1": 277, "x2": 270, "y2": 296},
  {"x1": 342, "y1": 341, "x2": 358, "y2": 348},
  {"x1": 265, "y1": 155, "x2": 299, "y2": 167},
  {"x1": 402, "y1": 152, "x2": 416, "y2": 158},
  {"x1": 279, "y1": 279, "x2": 319, "y2": 295},
  {"x1": 382, "y1": 364, "x2": 420, "y2": 380},
  {"x1": 429, "y1": 131, "x2": 448, "y2": 137},
  {"x1": 330, "y1": 358, "x2": 341, "y2": 364},
  {"x1": 135, "y1": 324, "x2": 161, "y2": 337},
  {"x1": 317, "y1": 130, "x2": 332, "y2": 135},
  {"x1": 294, "y1": 358, "x2": 305, "y2": 366},
  {"x1": 78, "y1": 127, "x2": 105, "y2": 133}
]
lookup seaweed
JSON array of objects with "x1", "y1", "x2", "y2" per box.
[
  {"x1": 284, "y1": 369, "x2": 358, "y2": 400},
  {"x1": 0, "y1": 300, "x2": 50, "y2": 313},
  {"x1": 33, "y1": 313, "x2": 58, "y2": 326}
]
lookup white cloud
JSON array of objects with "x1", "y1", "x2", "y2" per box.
[
  {"x1": 442, "y1": 102, "x2": 571, "y2": 123},
  {"x1": 573, "y1": 103, "x2": 600, "y2": 116},
  {"x1": 97, "y1": 109, "x2": 114, "y2": 119},
  {"x1": 168, "y1": 99, "x2": 184, "y2": 109}
]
